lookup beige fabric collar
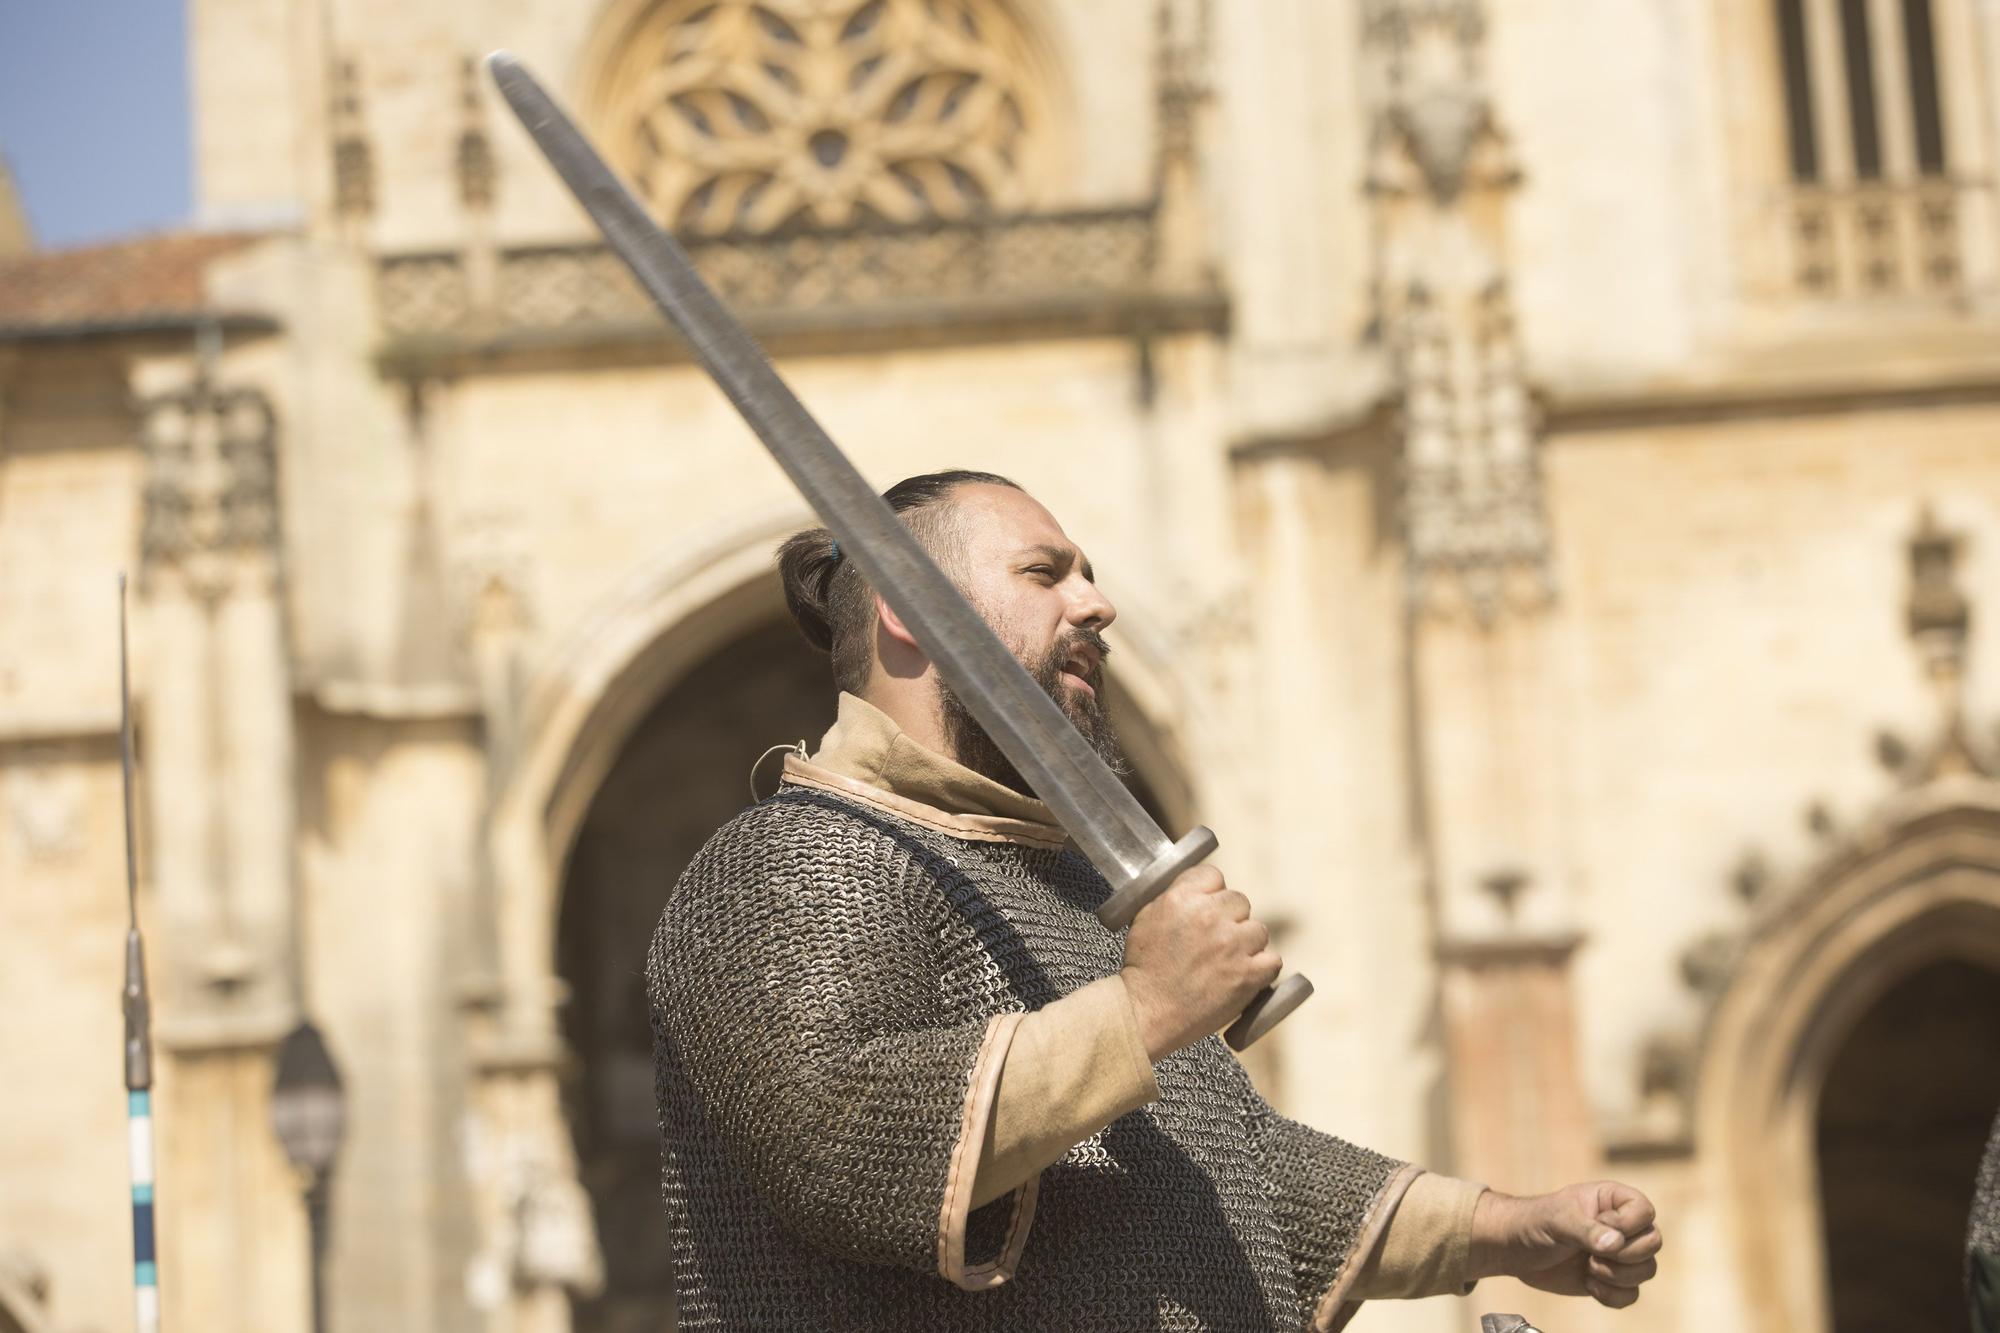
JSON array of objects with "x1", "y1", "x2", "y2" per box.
[{"x1": 780, "y1": 692, "x2": 1069, "y2": 848}]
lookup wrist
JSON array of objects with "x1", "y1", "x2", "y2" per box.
[
  {"x1": 1116, "y1": 968, "x2": 1173, "y2": 1063},
  {"x1": 1467, "y1": 1189, "x2": 1521, "y2": 1280}
]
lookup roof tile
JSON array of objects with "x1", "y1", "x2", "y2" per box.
[{"x1": 0, "y1": 230, "x2": 268, "y2": 331}]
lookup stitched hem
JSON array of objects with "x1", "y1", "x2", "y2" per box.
[
  {"x1": 1312, "y1": 1162, "x2": 1424, "y2": 1332},
  {"x1": 938, "y1": 1014, "x2": 1040, "y2": 1290},
  {"x1": 784, "y1": 757, "x2": 1070, "y2": 849}
]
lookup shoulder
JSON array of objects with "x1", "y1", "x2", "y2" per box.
[
  {"x1": 696, "y1": 786, "x2": 950, "y2": 870},
  {"x1": 668, "y1": 787, "x2": 958, "y2": 921},
  {"x1": 651, "y1": 789, "x2": 957, "y2": 999}
]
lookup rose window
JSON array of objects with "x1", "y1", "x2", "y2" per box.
[{"x1": 596, "y1": 0, "x2": 1055, "y2": 234}]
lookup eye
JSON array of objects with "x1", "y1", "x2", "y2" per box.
[{"x1": 1023, "y1": 564, "x2": 1056, "y2": 579}]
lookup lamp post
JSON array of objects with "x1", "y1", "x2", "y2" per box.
[{"x1": 272, "y1": 1021, "x2": 346, "y2": 1333}]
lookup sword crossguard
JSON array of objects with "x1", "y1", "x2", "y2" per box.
[
  {"x1": 1095, "y1": 826, "x2": 1314, "y2": 1051},
  {"x1": 1097, "y1": 826, "x2": 1218, "y2": 932}
]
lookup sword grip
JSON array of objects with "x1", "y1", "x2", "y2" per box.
[{"x1": 1097, "y1": 826, "x2": 1312, "y2": 1050}]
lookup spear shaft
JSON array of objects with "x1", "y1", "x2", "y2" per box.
[{"x1": 119, "y1": 573, "x2": 161, "y2": 1333}]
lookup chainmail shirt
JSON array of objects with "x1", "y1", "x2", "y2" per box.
[{"x1": 649, "y1": 782, "x2": 1407, "y2": 1331}]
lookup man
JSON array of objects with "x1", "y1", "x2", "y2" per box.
[{"x1": 647, "y1": 470, "x2": 1663, "y2": 1330}]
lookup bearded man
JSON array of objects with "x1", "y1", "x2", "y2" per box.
[{"x1": 646, "y1": 470, "x2": 1663, "y2": 1331}]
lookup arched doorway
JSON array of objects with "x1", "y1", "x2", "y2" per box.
[
  {"x1": 558, "y1": 618, "x2": 834, "y2": 1332},
  {"x1": 1694, "y1": 798, "x2": 2000, "y2": 1333},
  {"x1": 1816, "y1": 957, "x2": 2000, "y2": 1332},
  {"x1": 554, "y1": 611, "x2": 1179, "y2": 1329}
]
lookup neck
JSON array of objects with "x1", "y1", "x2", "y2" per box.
[{"x1": 858, "y1": 674, "x2": 955, "y2": 762}]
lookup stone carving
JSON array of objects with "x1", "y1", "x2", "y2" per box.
[
  {"x1": 1479, "y1": 864, "x2": 1531, "y2": 919},
  {"x1": 139, "y1": 365, "x2": 280, "y2": 591},
  {"x1": 1678, "y1": 929, "x2": 1741, "y2": 998},
  {"x1": 462, "y1": 1126, "x2": 605, "y2": 1308},
  {"x1": 455, "y1": 520, "x2": 535, "y2": 646},
  {"x1": 456, "y1": 56, "x2": 496, "y2": 213},
  {"x1": 1903, "y1": 504, "x2": 1987, "y2": 779},
  {"x1": 1153, "y1": 0, "x2": 1211, "y2": 172},
  {"x1": 330, "y1": 58, "x2": 374, "y2": 223},
  {"x1": 512, "y1": 1165, "x2": 605, "y2": 1293},
  {"x1": 4, "y1": 749, "x2": 86, "y2": 864},
  {"x1": 1366, "y1": 1, "x2": 1506, "y2": 206},
  {"x1": 1150, "y1": 0, "x2": 1212, "y2": 285},
  {"x1": 1365, "y1": 0, "x2": 1550, "y2": 621},
  {"x1": 1729, "y1": 848, "x2": 1770, "y2": 904},
  {"x1": 453, "y1": 513, "x2": 535, "y2": 762},
  {"x1": 598, "y1": 0, "x2": 1052, "y2": 234},
  {"x1": 376, "y1": 206, "x2": 1163, "y2": 336}
]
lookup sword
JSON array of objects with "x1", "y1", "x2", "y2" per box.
[{"x1": 487, "y1": 53, "x2": 1309, "y2": 1049}]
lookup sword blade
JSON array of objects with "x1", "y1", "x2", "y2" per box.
[{"x1": 485, "y1": 52, "x2": 1170, "y2": 886}]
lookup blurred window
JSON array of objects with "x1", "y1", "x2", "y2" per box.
[
  {"x1": 1774, "y1": 0, "x2": 1946, "y2": 184},
  {"x1": 1836, "y1": 0, "x2": 1882, "y2": 179},
  {"x1": 1901, "y1": 0, "x2": 1946, "y2": 175},
  {"x1": 1771, "y1": 0, "x2": 1961, "y2": 299},
  {"x1": 1776, "y1": 0, "x2": 1819, "y2": 181}
]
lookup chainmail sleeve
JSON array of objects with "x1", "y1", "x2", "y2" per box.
[
  {"x1": 1239, "y1": 1085, "x2": 1415, "y2": 1333},
  {"x1": 648, "y1": 794, "x2": 1020, "y2": 1281},
  {"x1": 1970, "y1": 1108, "x2": 2000, "y2": 1332}
]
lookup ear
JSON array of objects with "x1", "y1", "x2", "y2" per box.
[{"x1": 875, "y1": 593, "x2": 921, "y2": 651}]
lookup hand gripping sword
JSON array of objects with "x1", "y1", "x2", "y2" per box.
[{"x1": 487, "y1": 53, "x2": 1311, "y2": 1049}]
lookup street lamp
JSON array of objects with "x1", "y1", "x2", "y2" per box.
[{"x1": 272, "y1": 1020, "x2": 346, "y2": 1333}]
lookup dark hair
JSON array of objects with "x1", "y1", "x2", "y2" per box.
[{"x1": 777, "y1": 469, "x2": 1020, "y2": 693}]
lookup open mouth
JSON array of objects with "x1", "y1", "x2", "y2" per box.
[{"x1": 1060, "y1": 645, "x2": 1100, "y2": 698}]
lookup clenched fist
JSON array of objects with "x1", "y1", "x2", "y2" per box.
[
  {"x1": 1118, "y1": 864, "x2": 1281, "y2": 1061},
  {"x1": 1470, "y1": 1181, "x2": 1664, "y2": 1308}
]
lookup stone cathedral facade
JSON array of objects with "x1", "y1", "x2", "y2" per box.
[{"x1": 4, "y1": 1, "x2": 2000, "y2": 1330}]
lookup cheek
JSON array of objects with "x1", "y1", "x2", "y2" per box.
[{"x1": 967, "y1": 577, "x2": 1063, "y2": 650}]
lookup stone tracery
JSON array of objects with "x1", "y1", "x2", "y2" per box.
[{"x1": 597, "y1": 0, "x2": 1053, "y2": 234}]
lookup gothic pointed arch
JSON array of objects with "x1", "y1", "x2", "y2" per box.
[
  {"x1": 1681, "y1": 790, "x2": 2000, "y2": 1331},
  {"x1": 577, "y1": 0, "x2": 1073, "y2": 235}
]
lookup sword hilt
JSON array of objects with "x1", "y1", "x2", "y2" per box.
[{"x1": 1096, "y1": 826, "x2": 1314, "y2": 1050}]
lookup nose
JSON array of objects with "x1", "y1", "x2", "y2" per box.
[{"x1": 1067, "y1": 576, "x2": 1116, "y2": 631}]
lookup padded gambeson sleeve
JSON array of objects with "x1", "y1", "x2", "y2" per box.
[{"x1": 647, "y1": 798, "x2": 1035, "y2": 1289}]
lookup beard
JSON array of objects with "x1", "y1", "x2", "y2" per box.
[{"x1": 937, "y1": 624, "x2": 1129, "y2": 795}]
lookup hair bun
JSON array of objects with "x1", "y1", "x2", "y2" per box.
[{"x1": 775, "y1": 527, "x2": 840, "y2": 653}]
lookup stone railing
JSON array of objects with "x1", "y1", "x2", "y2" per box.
[
  {"x1": 1783, "y1": 179, "x2": 1964, "y2": 301},
  {"x1": 374, "y1": 206, "x2": 1209, "y2": 356}
]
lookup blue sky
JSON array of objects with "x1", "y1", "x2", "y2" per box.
[{"x1": 0, "y1": 1, "x2": 192, "y2": 248}]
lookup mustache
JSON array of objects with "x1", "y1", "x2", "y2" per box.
[{"x1": 1051, "y1": 626, "x2": 1111, "y2": 676}]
